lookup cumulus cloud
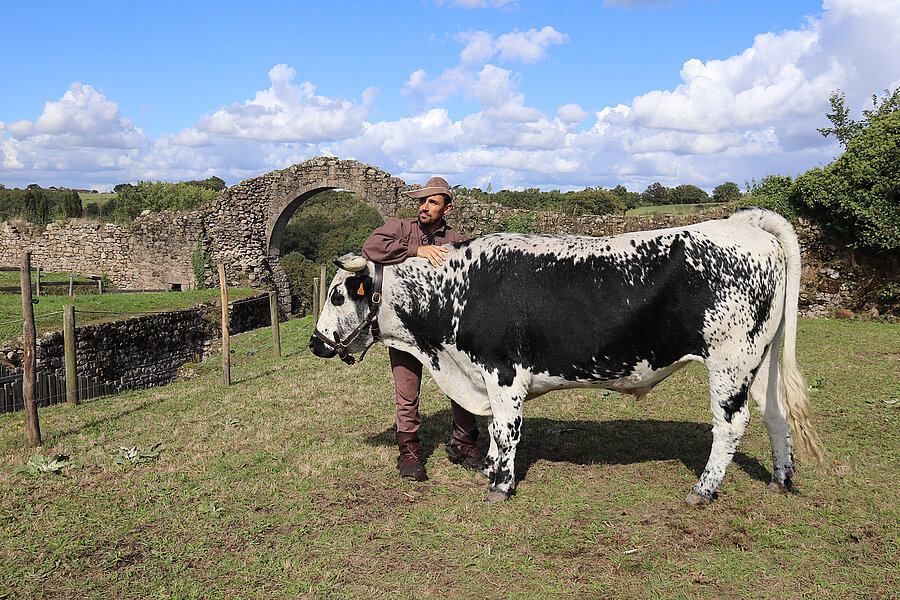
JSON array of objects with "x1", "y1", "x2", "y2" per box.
[
  {"x1": 192, "y1": 64, "x2": 372, "y2": 144},
  {"x1": 495, "y1": 27, "x2": 569, "y2": 63},
  {"x1": 4, "y1": 2, "x2": 900, "y2": 194},
  {"x1": 1, "y1": 82, "x2": 146, "y2": 149}
]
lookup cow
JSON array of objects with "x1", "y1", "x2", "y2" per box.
[{"x1": 309, "y1": 208, "x2": 824, "y2": 504}]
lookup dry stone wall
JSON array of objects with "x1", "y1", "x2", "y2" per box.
[
  {"x1": 29, "y1": 294, "x2": 270, "y2": 393},
  {"x1": 0, "y1": 156, "x2": 876, "y2": 319},
  {"x1": 0, "y1": 212, "x2": 201, "y2": 289}
]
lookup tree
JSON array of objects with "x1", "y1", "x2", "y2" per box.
[
  {"x1": 794, "y1": 111, "x2": 900, "y2": 250},
  {"x1": 671, "y1": 184, "x2": 709, "y2": 205},
  {"x1": 818, "y1": 86, "x2": 900, "y2": 148},
  {"x1": 712, "y1": 181, "x2": 742, "y2": 203},
  {"x1": 611, "y1": 185, "x2": 640, "y2": 210},
  {"x1": 640, "y1": 182, "x2": 671, "y2": 206},
  {"x1": 742, "y1": 174, "x2": 796, "y2": 219}
]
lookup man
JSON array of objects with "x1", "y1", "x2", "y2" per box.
[{"x1": 362, "y1": 176, "x2": 484, "y2": 481}]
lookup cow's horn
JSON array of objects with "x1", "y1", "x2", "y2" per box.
[{"x1": 334, "y1": 253, "x2": 367, "y2": 272}]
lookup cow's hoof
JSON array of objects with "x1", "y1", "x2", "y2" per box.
[
  {"x1": 767, "y1": 481, "x2": 791, "y2": 495},
  {"x1": 472, "y1": 472, "x2": 492, "y2": 487},
  {"x1": 483, "y1": 490, "x2": 509, "y2": 503},
  {"x1": 684, "y1": 492, "x2": 712, "y2": 506}
]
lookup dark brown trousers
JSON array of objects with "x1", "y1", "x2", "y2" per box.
[{"x1": 388, "y1": 346, "x2": 478, "y2": 441}]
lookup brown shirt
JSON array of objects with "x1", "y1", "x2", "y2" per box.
[{"x1": 362, "y1": 217, "x2": 468, "y2": 264}]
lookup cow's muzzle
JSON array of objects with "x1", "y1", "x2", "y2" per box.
[{"x1": 308, "y1": 334, "x2": 337, "y2": 359}]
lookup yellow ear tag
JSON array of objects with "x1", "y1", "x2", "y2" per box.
[{"x1": 357, "y1": 283, "x2": 365, "y2": 296}]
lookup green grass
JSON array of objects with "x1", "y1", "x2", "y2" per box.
[
  {"x1": 626, "y1": 203, "x2": 723, "y2": 216},
  {"x1": 0, "y1": 288, "x2": 261, "y2": 341},
  {"x1": 0, "y1": 317, "x2": 898, "y2": 599},
  {"x1": 78, "y1": 192, "x2": 116, "y2": 206}
]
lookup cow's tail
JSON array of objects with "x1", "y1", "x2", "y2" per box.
[{"x1": 731, "y1": 208, "x2": 825, "y2": 464}]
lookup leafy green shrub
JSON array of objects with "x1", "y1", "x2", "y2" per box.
[
  {"x1": 112, "y1": 443, "x2": 162, "y2": 467},
  {"x1": 501, "y1": 213, "x2": 536, "y2": 233},
  {"x1": 190, "y1": 234, "x2": 214, "y2": 289},
  {"x1": 14, "y1": 454, "x2": 82, "y2": 477},
  {"x1": 739, "y1": 175, "x2": 798, "y2": 221},
  {"x1": 791, "y1": 112, "x2": 900, "y2": 250}
]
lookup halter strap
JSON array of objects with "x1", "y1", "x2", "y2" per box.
[{"x1": 313, "y1": 263, "x2": 384, "y2": 365}]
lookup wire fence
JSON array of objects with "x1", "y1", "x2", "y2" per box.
[{"x1": 1, "y1": 292, "x2": 274, "y2": 414}]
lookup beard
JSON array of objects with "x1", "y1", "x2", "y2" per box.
[{"x1": 418, "y1": 211, "x2": 439, "y2": 226}]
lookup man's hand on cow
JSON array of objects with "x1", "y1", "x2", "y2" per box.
[{"x1": 417, "y1": 244, "x2": 450, "y2": 267}]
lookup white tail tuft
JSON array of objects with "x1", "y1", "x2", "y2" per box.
[{"x1": 730, "y1": 209, "x2": 825, "y2": 464}]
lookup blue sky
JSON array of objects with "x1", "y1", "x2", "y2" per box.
[{"x1": 2, "y1": 0, "x2": 899, "y2": 193}]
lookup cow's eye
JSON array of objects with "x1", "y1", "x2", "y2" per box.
[{"x1": 331, "y1": 291, "x2": 345, "y2": 306}]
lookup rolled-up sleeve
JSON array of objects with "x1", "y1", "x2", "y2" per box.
[{"x1": 362, "y1": 218, "x2": 418, "y2": 264}]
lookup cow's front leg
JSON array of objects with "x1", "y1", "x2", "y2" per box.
[
  {"x1": 476, "y1": 432, "x2": 500, "y2": 486},
  {"x1": 483, "y1": 393, "x2": 524, "y2": 503}
]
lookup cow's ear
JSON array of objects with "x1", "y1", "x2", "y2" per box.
[{"x1": 334, "y1": 253, "x2": 367, "y2": 272}]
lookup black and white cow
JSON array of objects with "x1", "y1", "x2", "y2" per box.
[{"x1": 309, "y1": 208, "x2": 823, "y2": 504}]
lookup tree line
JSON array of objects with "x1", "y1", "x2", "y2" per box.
[
  {"x1": 458, "y1": 180, "x2": 740, "y2": 216},
  {"x1": 0, "y1": 187, "x2": 83, "y2": 225}
]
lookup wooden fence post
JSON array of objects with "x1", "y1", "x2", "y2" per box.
[
  {"x1": 63, "y1": 305, "x2": 78, "y2": 405},
  {"x1": 20, "y1": 253, "x2": 41, "y2": 446},
  {"x1": 69, "y1": 275, "x2": 74, "y2": 297},
  {"x1": 319, "y1": 264, "x2": 327, "y2": 317},
  {"x1": 218, "y1": 264, "x2": 231, "y2": 386},
  {"x1": 97, "y1": 279, "x2": 103, "y2": 294},
  {"x1": 269, "y1": 291, "x2": 281, "y2": 358},
  {"x1": 312, "y1": 280, "x2": 319, "y2": 321},
  {"x1": 36, "y1": 265, "x2": 41, "y2": 297}
]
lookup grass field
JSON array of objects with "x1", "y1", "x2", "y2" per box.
[
  {"x1": 77, "y1": 192, "x2": 116, "y2": 206},
  {"x1": 0, "y1": 317, "x2": 898, "y2": 599},
  {"x1": 0, "y1": 288, "x2": 261, "y2": 342},
  {"x1": 625, "y1": 203, "x2": 723, "y2": 216}
]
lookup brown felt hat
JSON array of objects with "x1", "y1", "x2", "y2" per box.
[{"x1": 402, "y1": 176, "x2": 454, "y2": 201}]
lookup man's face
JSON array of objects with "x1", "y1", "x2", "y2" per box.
[{"x1": 417, "y1": 194, "x2": 451, "y2": 228}]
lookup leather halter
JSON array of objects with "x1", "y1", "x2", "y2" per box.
[{"x1": 313, "y1": 263, "x2": 383, "y2": 365}]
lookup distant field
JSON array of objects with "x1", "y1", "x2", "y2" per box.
[
  {"x1": 626, "y1": 202, "x2": 723, "y2": 216},
  {"x1": 78, "y1": 192, "x2": 116, "y2": 206}
]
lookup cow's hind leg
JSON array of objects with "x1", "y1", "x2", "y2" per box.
[
  {"x1": 482, "y1": 378, "x2": 525, "y2": 503},
  {"x1": 750, "y1": 336, "x2": 795, "y2": 494},
  {"x1": 687, "y1": 369, "x2": 755, "y2": 505}
]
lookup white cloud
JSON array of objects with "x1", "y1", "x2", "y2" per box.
[
  {"x1": 495, "y1": 27, "x2": 568, "y2": 63},
  {"x1": 192, "y1": 64, "x2": 371, "y2": 144},
  {"x1": 4, "y1": 3, "x2": 900, "y2": 194}
]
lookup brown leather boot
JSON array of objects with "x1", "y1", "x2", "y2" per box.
[
  {"x1": 396, "y1": 431, "x2": 427, "y2": 481},
  {"x1": 446, "y1": 430, "x2": 485, "y2": 471},
  {"x1": 446, "y1": 401, "x2": 485, "y2": 471}
]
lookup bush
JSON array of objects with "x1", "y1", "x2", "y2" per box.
[
  {"x1": 791, "y1": 112, "x2": 900, "y2": 250},
  {"x1": 739, "y1": 175, "x2": 798, "y2": 221}
]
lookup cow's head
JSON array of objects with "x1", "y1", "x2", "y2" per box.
[{"x1": 308, "y1": 252, "x2": 380, "y2": 363}]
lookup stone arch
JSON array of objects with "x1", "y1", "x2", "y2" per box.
[{"x1": 202, "y1": 157, "x2": 417, "y2": 314}]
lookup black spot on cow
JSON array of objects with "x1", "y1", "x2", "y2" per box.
[{"x1": 447, "y1": 235, "x2": 716, "y2": 387}]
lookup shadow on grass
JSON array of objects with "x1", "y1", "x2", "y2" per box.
[
  {"x1": 365, "y1": 409, "x2": 770, "y2": 484},
  {"x1": 48, "y1": 394, "x2": 168, "y2": 443}
]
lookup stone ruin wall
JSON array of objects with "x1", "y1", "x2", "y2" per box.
[
  {"x1": 0, "y1": 157, "x2": 876, "y2": 319},
  {"x1": 0, "y1": 211, "x2": 202, "y2": 290}
]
